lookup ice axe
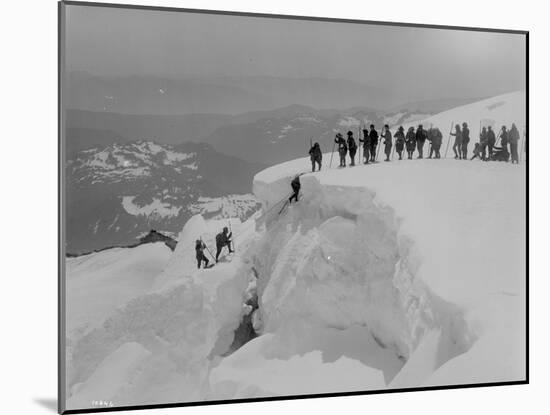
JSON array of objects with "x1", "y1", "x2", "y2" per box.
[
  {"x1": 444, "y1": 120, "x2": 454, "y2": 158},
  {"x1": 227, "y1": 219, "x2": 235, "y2": 252}
]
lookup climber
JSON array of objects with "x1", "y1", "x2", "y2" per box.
[
  {"x1": 428, "y1": 127, "x2": 443, "y2": 159},
  {"x1": 394, "y1": 126, "x2": 405, "y2": 160},
  {"x1": 359, "y1": 128, "x2": 371, "y2": 164},
  {"x1": 309, "y1": 142, "x2": 322, "y2": 172},
  {"x1": 195, "y1": 239, "x2": 210, "y2": 269},
  {"x1": 334, "y1": 133, "x2": 347, "y2": 167},
  {"x1": 416, "y1": 124, "x2": 427, "y2": 159},
  {"x1": 470, "y1": 143, "x2": 483, "y2": 160},
  {"x1": 451, "y1": 124, "x2": 463, "y2": 159},
  {"x1": 461, "y1": 122, "x2": 470, "y2": 159},
  {"x1": 405, "y1": 127, "x2": 416, "y2": 159},
  {"x1": 289, "y1": 174, "x2": 301, "y2": 204},
  {"x1": 381, "y1": 124, "x2": 392, "y2": 161},
  {"x1": 368, "y1": 124, "x2": 379, "y2": 162},
  {"x1": 347, "y1": 131, "x2": 357, "y2": 166},
  {"x1": 215, "y1": 227, "x2": 233, "y2": 262},
  {"x1": 509, "y1": 123, "x2": 520, "y2": 164}
]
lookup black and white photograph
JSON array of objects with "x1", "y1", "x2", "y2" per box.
[{"x1": 58, "y1": 1, "x2": 527, "y2": 413}]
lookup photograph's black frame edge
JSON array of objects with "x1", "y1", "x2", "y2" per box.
[
  {"x1": 59, "y1": 1, "x2": 67, "y2": 414},
  {"x1": 57, "y1": 1, "x2": 530, "y2": 414},
  {"x1": 60, "y1": 0, "x2": 529, "y2": 34}
]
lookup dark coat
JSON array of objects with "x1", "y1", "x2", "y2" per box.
[
  {"x1": 500, "y1": 130, "x2": 509, "y2": 147},
  {"x1": 382, "y1": 130, "x2": 392, "y2": 151},
  {"x1": 335, "y1": 136, "x2": 347, "y2": 155},
  {"x1": 405, "y1": 130, "x2": 416, "y2": 151},
  {"x1": 416, "y1": 128, "x2": 427, "y2": 143},
  {"x1": 480, "y1": 129, "x2": 488, "y2": 145},
  {"x1": 508, "y1": 127, "x2": 520, "y2": 145},
  {"x1": 195, "y1": 241, "x2": 206, "y2": 259},
  {"x1": 394, "y1": 130, "x2": 405, "y2": 151},
  {"x1": 368, "y1": 129, "x2": 379, "y2": 146},
  {"x1": 360, "y1": 129, "x2": 371, "y2": 146},
  {"x1": 291, "y1": 176, "x2": 301, "y2": 191},
  {"x1": 462, "y1": 126, "x2": 470, "y2": 144},
  {"x1": 309, "y1": 144, "x2": 322, "y2": 161},
  {"x1": 216, "y1": 231, "x2": 232, "y2": 247},
  {"x1": 429, "y1": 128, "x2": 443, "y2": 149},
  {"x1": 451, "y1": 127, "x2": 462, "y2": 145},
  {"x1": 347, "y1": 136, "x2": 357, "y2": 153}
]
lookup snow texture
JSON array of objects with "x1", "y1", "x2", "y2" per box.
[{"x1": 65, "y1": 93, "x2": 526, "y2": 409}]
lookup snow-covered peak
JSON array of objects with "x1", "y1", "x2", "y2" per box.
[{"x1": 402, "y1": 90, "x2": 526, "y2": 136}]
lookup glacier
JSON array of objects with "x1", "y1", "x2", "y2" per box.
[{"x1": 64, "y1": 93, "x2": 526, "y2": 410}]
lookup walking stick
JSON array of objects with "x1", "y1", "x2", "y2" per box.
[
  {"x1": 228, "y1": 220, "x2": 235, "y2": 252},
  {"x1": 444, "y1": 120, "x2": 454, "y2": 158},
  {"x1": 376, "y1": 131, "x2": 381, "y2": 161}
]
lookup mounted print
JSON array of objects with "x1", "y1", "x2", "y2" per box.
[{"x1": 58, "y1": 1, "x2": 528, "y2": 413}]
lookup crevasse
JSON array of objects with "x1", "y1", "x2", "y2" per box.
[{"x1": 207, "y1": 174, "x2": 476, "y2": 397}]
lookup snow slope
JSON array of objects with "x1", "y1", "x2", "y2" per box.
[
  {"x1": 403, "y1": 90, "x2": 526, "y2": 138},
  {"x1": 245, "y1": 156, "x2": 525, "y2": 396},
  {"x1": 66, "y1": 242, "x2": 172, "y2": 337},
  {"x1": 65, "y1": 214, "x2": 261, "y2": 410}
]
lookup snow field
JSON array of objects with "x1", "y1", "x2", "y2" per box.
[
  {"x1": 65, "y1": 91, "x2": 526, "y2": 408},
  {"x1": 66, "y1": 215, "x2": 259, "y2": 409}
]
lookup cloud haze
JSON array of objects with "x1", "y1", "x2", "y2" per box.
[{"x1": 63, "y1": 4, "x2": 526, "y2": 106}]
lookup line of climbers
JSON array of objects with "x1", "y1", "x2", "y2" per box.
[
  {"x1": 308, "y1": 122, "x2": 523, "y2": 171},
  {"x1": 193, "y1": 122, "x2": 524, "y2": 270}
]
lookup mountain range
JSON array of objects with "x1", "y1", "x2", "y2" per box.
[
  {"x1": 66, "y1": 140, "x2": 264, "y2": 254},
  {"x1": 65, "y1": 71, "x2": 392, "y2": 115},
  {"x1": 66, "y1": 106, "x2": 436, "y2": 165}
]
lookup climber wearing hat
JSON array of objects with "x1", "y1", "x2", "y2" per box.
[{"x1": 215, "y1": 227, "x2": 233, "y2": 262}]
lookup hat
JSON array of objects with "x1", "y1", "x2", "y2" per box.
[{"x1": 347, "y1": 131, "x2": 353, "y2": 136}]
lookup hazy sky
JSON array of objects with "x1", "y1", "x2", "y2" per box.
[{"x1": 64, "y1": 4, "x2": 526, "y2": 101}]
